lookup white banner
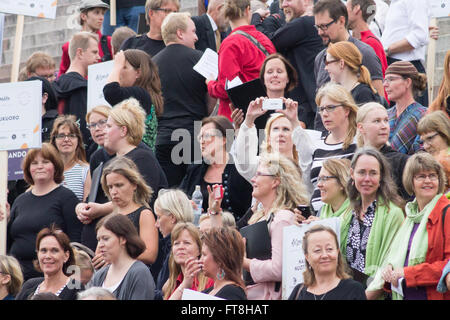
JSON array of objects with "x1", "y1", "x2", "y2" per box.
[
  {"x1": 0, "y1": 81, "x2": 42, "y2": 151},
  {"x1": 87, "y1": 60, "x2": 113, "y2": 112},
  {"x1": 0, "y1": 0, "x2": 58, "y2": 19},
  {"x1": 430, "y1": 0, "x2": 449, "y2": 18},
  {"x1": 282, "y1": 218, "x2": 341, "y2": 300}
]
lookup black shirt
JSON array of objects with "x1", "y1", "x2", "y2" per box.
[
  {"x1": 15, "y1": 278, "x2": 84, "y2": 300},
  {"x1": 288, "y1": 279, "x2": 367, "y2": 300},
  {"x1": 103, "y1": 82, "x2": 152, "y2": 114},
  {"x1": 351, "y1": 83, "x2": 386, "y2": 107},
  {"x1": 203, "y1": 284, "x2": 247, "y2": 300},
  {"x1": 153, "y1": 44, "x2": 209, "y2": 146},
  {"x1": 120, "y1": 34, "x2": 166, "y2": 58}
]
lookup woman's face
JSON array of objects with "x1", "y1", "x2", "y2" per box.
[
  {"x1": 383, "y1": 73, "x2": 410, "y2": 102},
  {"x1": 269, "y1": 117, "x2": 294, "y2": 156},
  {"x1": 97, "y1": 226, "x2": 125, "y2": 264},
  {"x1": 350, "y1": 155, "x2": 381, "y2": 200},
  {"x1": 358, "y1": 108, "x2": 390, "y2": 149},
  {"x1": 105, "y1": 172, "x2": 137, "y2": 209},
  {"x1": 324, "y1": 53, "x2": 342, "y2": 83},
  {"x1": 319, "y1": 96, "x2": 349, "y2": 132},
  {"x1": 104, "y1": 116, "x2": 123, "y2": 152},
  {"x1": 305, "y1": 231, "x2": 339, "y2": 276},
  {"x1": 317, "y1": 167, "x2": 344, "y2": 205},
  {"x1": 154, "y1": 206, "x2": 176, "y2": 238},
  {"x1": 412, "y1": 169, "x2": 440, "y2": 203},
  {"x1": 88, "y1": 112, "x2": 108, "y2": 146},
  {"x1": 199, "y1": 122, "x2": 226, "y2": 161},
  {"x1": 251, "y1": 163, "x2": 278, "y2": 201},
  {"x1": 119, "y1": 60, "x2": 139, "y2": 87},
  {"x1": 263, "y1": 58, "x2": 289, "y2": 96},
  {"x1": 37, "y1": 236, "x2": 69, "y2": 277},
  {"x1": 172, "y1": 229, "x2": 200, "y2": 267},
  {"x1": 200, "y1": 244, "x2": 219, "y2": 280},
  {"x1": 55, "y1": 125, "x2": 78, "y2": 157},
  {"x1": 30, "y1": 153, "x2": 56, "y2": 184},
  {"x1": 420, "y1": 131, "x2": 448, "y2": 157}
]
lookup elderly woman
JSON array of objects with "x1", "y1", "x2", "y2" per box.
[
  {"x1": 367, "y1": 153, "x2": 450, "y2": 300},
  {"x1": 7, "y1": 143, "x2": 82, "y2": 280},
  {"x1": 15, "y1": 226, "x2": 84, "y2": 300},
  {"x1": 288, "y1": 225, "x2": 366, "y2": 300},
  {"x1": 0, "y1": 255, "x2": 24, "y2": 300},
  {"x1": 384, "y1": 61, "x2": 428, "y2": 155},
  {"x1": 242, "y1": 153, "x2": 309, "y2": 300}
]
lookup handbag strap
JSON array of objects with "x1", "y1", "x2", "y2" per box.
[{"x1": 232, "y1": 30, "x2": 270, "y2": 56}]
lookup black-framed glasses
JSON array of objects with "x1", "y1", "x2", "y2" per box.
[
  {"x1": 314, "y1": 19, "x2": 337, "y2": 32},
  {"x1": 55, "y1": 133, "x2": 77, "y2": 140},
  {"x1": 317, "y1": 104, "x2": 343, "y2": 114},
  {"x1": 317, "y1": 175, "x2": 337, "y2": 183},
  {"x1": 254, "y1": 171, "x2": 276, "y2": 178},
  {"x1": 87, "y1": 119, "x2": 107, "y2": 130},
  {"x1": 419, "y1": 132, "x2": 440, "y2": 145},
  {"x1": 324, "y1": 59, "x2": 339, "y2": 66},
  {"x1": 154, "y1": 7, "x2": 178, "y2": 14}
]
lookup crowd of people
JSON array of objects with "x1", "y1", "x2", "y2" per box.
[{"x1": 1, "y1": 0, "x2": 450, "y2": 301}]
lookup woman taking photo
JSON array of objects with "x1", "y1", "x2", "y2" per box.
[
  {"x1": 16, "y1": 226, "x2": 84, "y2": 300},
  {"x1": 101, "y1": 156, "x2": 159, "y2": 266},
  {"x1": 7, "y1": 143, "x2": 82, "y2": 280},
  {"x1": 180, "y1": 116, "x2": 253, "y2": 221},
  {"x1": 384, "y1": 61, "x2": 427, "y2": 155},
  {"x1": 201, "y1": 227, "x2": 247, "y2": 300},
  {"x1": 154, "y1": 189, "x2": 194, "y2": 300},
  {"x1": 50, "y1": 115, "x2": 91, "y2": 202},
  {"x1": 206, "y1": 0, "x2": 276, "y2": 121},
  {"x1": 163, "y1": 222, "x2": 214, "y2": 300},
  {"x1": 342, "y1": 147, "x2": 404, "y2": 289},
  {"x1": 104, "y1": 49, "x2": 164, "y2": 151},
  {"x1": 288, "y1": 225, "x2": 366, "y2": 300},
  {"x1": 92, "y1": 214, "x2": 155, "y2": 300},
  {"x1": 243, "y1": 153, "x2": 309, "y2": 300},
  {"x1": 367, "y1": 153, "x2": 450, "y2": 300}
]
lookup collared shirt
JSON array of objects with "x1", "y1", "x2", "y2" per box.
[
  {"x1": 388, "y1": 102, "x2": 427, "y2": 155},
  {"x1": 206, "y1": 13, "x2": 218, "y2": 33},
  {"x1": 381, "y1": 0, "x2": 430, "y2": 62}
]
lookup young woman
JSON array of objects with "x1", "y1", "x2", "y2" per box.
[{"x1": 50, "y1": 115, "x2": 91, "y2": 201}]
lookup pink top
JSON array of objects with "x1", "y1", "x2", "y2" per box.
[{"x1": 247, "y1": 209, "x2": 295, "y2": 300}]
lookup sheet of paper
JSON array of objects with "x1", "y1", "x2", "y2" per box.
[
  {"x1": 0, "y1": 0, "x2": 58, "y2": 19},
  {"x1": 182, "y1": 289, "x2": 224, "y2": 300},
  {"x1": 193, "y1": 48, "x2": 219, "y2": 80},
  {"x1": 87, "y1": 60, "x2": 114, "y2": 111},
  {"x1": 226, "y1": 76, "x2": 243, "y2": 90},
  {"x1": 391, "y1": 278, "x2": 404, "y2": 297}
]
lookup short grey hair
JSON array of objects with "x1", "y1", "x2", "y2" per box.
[{"x1": 77, "y1": 287, "x2": 117, "y2": 300}]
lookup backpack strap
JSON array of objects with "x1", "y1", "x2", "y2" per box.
[
  {"x1": 232, "y1": 30, "x2": 270, "y2": 56},
  {"x1": 443, "y1": 204, "x2": 450, "y2": 234},
  {"x1": 100, "y1": 35, "x2": 112, "y2": 62}
]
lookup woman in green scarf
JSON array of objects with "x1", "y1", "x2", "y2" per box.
[
  {"x1": 342, "y1": 147, "x2": 405, "y2": 294},
  {"x1": 367, "y1": 152, "x2": 450, "y2": 300}
]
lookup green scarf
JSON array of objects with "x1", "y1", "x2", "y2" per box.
[
  {"x1": 320, "y1": 198, "x2": 352, "y2": 252},
  {"x1": 340, "y1": 197, "x2": 405, "y2": 277},
  {"x1": 368, "y1": 194, "x2": 442, "y2": 300}
]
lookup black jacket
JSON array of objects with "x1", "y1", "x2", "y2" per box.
[
  {"x1": 192, "y1": 14, "x2": 217, "y2": 52},
  {"x1": 41, "y1": 109, "x2": 58, "y2": 143}
]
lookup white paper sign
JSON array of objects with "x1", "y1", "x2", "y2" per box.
[
  {"x1": 193, "y1": 48, "x2": 219, "y2": 80},
  {"x1": 282, "y1": 218, "x2": 341, "y2": 300},
  {"x1": 0, "y1": 81, "x2": 42, "y2": 151},
  {"x1": 182, "y1": 289, "x2": 224, "y2": 300},
  {"x1": 0, "y1": 0, "x2": 58, "y2": 19},
  {"x1": 430, "y1": 0, "x2": 449, "y2": 17},
  {"x1": 87, "y1": 60, "x2": 114, "y2": 111}
]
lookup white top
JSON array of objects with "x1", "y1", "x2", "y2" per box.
[
  {"x1": 62, "y1": 163, "x2": 89, "y2": 201},
  {"x1": 381, "y1": 0, "x2": 430, "y2": 63},
  {"x1": 369, "y1": 0, "x2": 390, "y2": 39}
]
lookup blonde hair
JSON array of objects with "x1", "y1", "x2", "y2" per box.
[
  {"x1": 73, "y1": 249, "x2": 94, "y2": 273},
  {"x1": 224, "y1": 0, "x2": 250, "y2": 20},
  {"x1": 0, "y1": 255, "x2": 24, "y2": 297},
  {"x1": 417, "y1": 110, "x2": 450, "y2": 146},
  {"x1": 86, "y1": 105, "x2": 112, "y2": 123},
  {"x1": 198, "y1": 211, "x2": 236, "y2": 228},
  {"x1": 261, "y1": 113, "x2": 299, "y2": 162},
  {"x1": 109, "y1": 98, "x2": 146, "y2": 146},
  {"x1": 68, "y1": 31, "x2": 99, "y2": 61},
  {"x1": 163, "y1": 223, "x2": 211, "y2": 299},
  {"x1": 316, "y1": 82, "x2": 358, "y2": 150},
  {"x1": 154, "y1": 189, "x2": 194, "y2": 223},
  {"x1": 26, "y1": 51, "x2": 55, "y2": 74},
  {"x1": 248, "y1": 153, "x2": 309, "y2": 224},
  {"x1": 322, "y1": 158, "x2": 351, "y2": 196},
  {"x1": 161, "y1": 12, "x2": 191, "y2": 45},
  {"x1": 355, "y1": 102, "x2": 388, "y2": 147}
]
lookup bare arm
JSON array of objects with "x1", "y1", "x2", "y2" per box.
[{"x1": 137, "y1": 209, "x2": 159, "y2": 264}]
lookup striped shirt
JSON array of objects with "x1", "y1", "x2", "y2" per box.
[
  {"x1": 62, "y1": 163, "x2": 89, "y2": 201},
  {"x1": 388, "y1": 102, "x2": 426, "y2": 155}
]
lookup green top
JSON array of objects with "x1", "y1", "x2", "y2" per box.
[
  {"x1": 143, "y1": 105, "x2": 157, "y2": 152},
  {"x1": 320, "y1": 198, "x2": 351, "y2": 252}
]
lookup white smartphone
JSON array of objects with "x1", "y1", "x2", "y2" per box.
[{"x1": 262, "y1": 98, "x2": 284, "y2": 110}]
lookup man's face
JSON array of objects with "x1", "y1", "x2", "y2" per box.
[
  {"x1": 149, "y1": 2, "x2": 179, "y2": 32},
  {"x1": 282, "y1": 0, "x2": 305, "y2": 23},
  {"x1": 179, "y1": 19, "x2": 198, "y2": 49},
  {"x1": 80, "y1": 38, "x2": 100, "y2": 66},
  {"x1": 346, "y1": 0, "x2": 358, "y2": 30},
  {"x1": 314, "y1": 10, "x2": 343, "y2": 46},
  {"x1": 81, "y1": 7, "x2": 106, "y2": 32}
]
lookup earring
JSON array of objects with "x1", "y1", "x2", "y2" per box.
[{"x1": 216, "y1": 268, "x2": 225, "y2": 281}]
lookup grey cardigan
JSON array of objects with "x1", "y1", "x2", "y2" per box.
[{"x1": 92, "y1": 260, "x2": 155, "y2": 300}]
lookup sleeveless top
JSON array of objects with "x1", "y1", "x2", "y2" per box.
[
  {"x1": 62, "y1": 163, "x2": 89, "y2": 201},
  {"x1": 125, "y1": 206, "x2": 148, "y2": 233}
]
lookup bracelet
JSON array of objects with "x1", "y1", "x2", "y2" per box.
[{"x1": 208, "y1": 209, "x2": 222, "y2": 216}]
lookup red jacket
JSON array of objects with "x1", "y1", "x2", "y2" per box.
[
  {"x1": 207, "y1": 25, "x2": 276, "y2": 121},
  {"x1": 57, "y1": 30, "x2": 112, "y2": 77},
  {"x1": 404, "y1": 194, "x2": 450, "y2": 300}
]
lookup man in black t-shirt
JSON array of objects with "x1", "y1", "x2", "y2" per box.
[
  {"x1": 120, "y1": 0, "x2": 180, "y2": 57},
  {"x1": 153, "y1": 12, "x2": 216, "y2": 187}
]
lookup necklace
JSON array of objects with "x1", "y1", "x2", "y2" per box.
[{"x1": 313, "y1": 292, "x2": 327, "y2": 300}]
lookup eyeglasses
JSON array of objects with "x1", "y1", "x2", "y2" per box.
[
  {"x1": 254, "y1": 171, "x2": 275, "y2": 178},
  {"x1": 414, "y1": 173, "x2": 439, "y2": 182},
  {"x1": 55, "y1": 133, "x2": 77, "y2": 140},
  {"x1": 317, "y1": 175, "x2": 337, "y2": 183},
  {"x1": 154, "y1": 7, "x2": 178, "y2": 14},
  {"x1": 324, "y1": 59, "x2": 339, "y2": 66},
  {"x1": 419, "y1": 132, "x2": 440, "y2": 145},
  {"x1": 383, "y1": 76, "x2": 404, "y2": 84},
  {"x1": 317, "y1": 104, "x2": 343, "y2": 114},
  {"x1": 314, "y1": 19, "x2": 337, "y2": 32},
  {"x1": 197, "y1": 133, "x2": 219, "y2": 142},
  {"x1": 87, "y1": 119, "x2": 107, "y2": 130}
]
